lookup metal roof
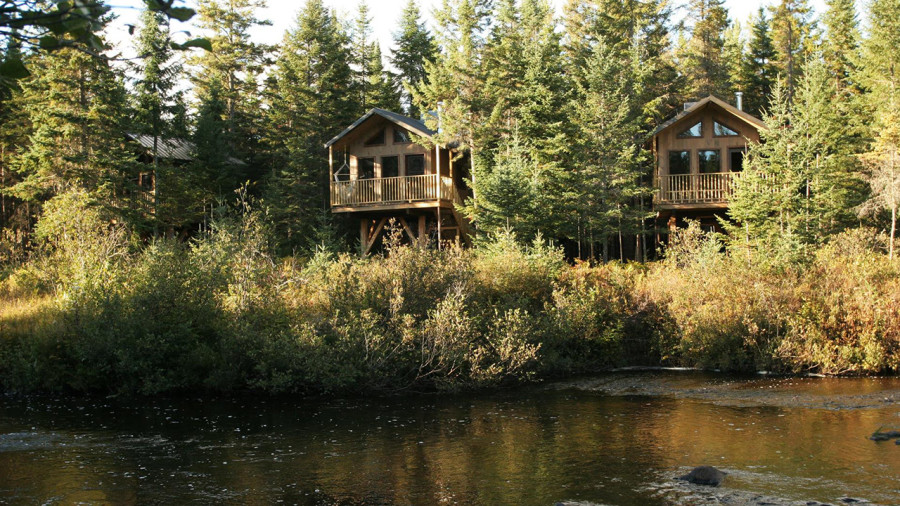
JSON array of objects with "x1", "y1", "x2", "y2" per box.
[
  {"x1": 648, "y1": 95, "x2": 766, "y2": 140},
  {"x1": 128, "y1": 133, "x2": 246, "y2": 166},
  {"x1": 324, "y1": 108, "x2": 436, "y2": 148}
]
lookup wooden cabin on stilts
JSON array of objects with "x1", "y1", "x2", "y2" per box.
[{"x1": 325, "y1": 108, "x2": 471, "y2": 254}]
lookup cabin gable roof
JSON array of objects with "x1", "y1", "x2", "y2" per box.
[
  {"x1": 324, "y1": 108, "x2": 435, "y2": 149},
  {"x1": 649, "y1": 95, "x2": 766, "y2": 141},
  {"x1": 128, "y1": 133, "x2": 246, "y2": 166}
]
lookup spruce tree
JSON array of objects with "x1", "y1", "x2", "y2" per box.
[
  {"x1": 680, "y1": 0, "x2": 731, "y2": 99},
  {"x1": 192, "y1": 0, "x2": 271, "y2": 178},
  {"x1": 262, "y1": 0, "x2": 357, "y2": 251},
  {"x1": 9, "y1": 47, "x2": 139, "y2": 222},
  {"x1": 769, "y1": 0, "x2": 817, "y2": 101},
  {"x1": 351, "y1": 3, "x2": 401, "y2": 112},
  {"x1": 132, "y1": 7, "x2": 189, "y2": 231},
  {"x1": 728, "y1": 59, "x2": 863, "y2": 261},
  {"x1": 741, "y1": 8, "x2": 777, "y2": 116},
  {"x1": 821, "y1": 0, "x2": 860, "y2": 92},
  {"x1": 390, "y1": 0, "x2": 437, "y2": 118}
]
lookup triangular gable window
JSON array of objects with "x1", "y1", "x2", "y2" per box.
[
  {"x1": 714, "y1": 121, "x2": 739, "y2": 136},
  {"x1": 677, "y1": 121, "x2": 702, "y2": 138},
  {"x1": 364, "y1": 128, "x2": 385, "y2": 146}
]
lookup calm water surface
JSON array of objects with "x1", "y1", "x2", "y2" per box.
[{"x1": 1, "y1": 372, "x2": 899, "y2": 505}]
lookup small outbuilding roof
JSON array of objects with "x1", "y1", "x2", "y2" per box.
[
  {"x1": 649, "y1": 95, "x2": 766, "y2": 140},
  {"x1": 324, "y1": 108, "x2": 435, "y2": 148},
  {"x1": 128, "y1": 133, "x2": 245, "y2": 166}
]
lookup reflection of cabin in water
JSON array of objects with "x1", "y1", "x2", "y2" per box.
[
  {"x1": 649, "y1": 95, "x2": 765, "y2": 233},
  {"x1": 325, "y1": 108, "x2": 471, "y2": 253}
]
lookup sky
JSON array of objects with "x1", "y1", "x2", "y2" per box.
[{"x1": 106, "y1": 0, "x2": 833, "y2": 59}]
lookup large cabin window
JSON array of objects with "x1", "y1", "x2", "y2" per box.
[
  {"x1": 364, "y1": 128, "x2": 385, "y2": 146},
  {"x1": 729, "y1": 148, "x2": 746, "y2": 172},
  {"x1": 698, "y1": 150, "x2": 720, "y2": 173},
  {"x1": 406, "y1": 154, "x2": 426, "y2": 176},
  {"x1": 393, "y1": 128, "x2": 411, "y2": 144},
  {"x1": 668, "y1": 150, "x2": 690, "y2": 175},
  {"x1": 381, "y1": 156, "x2": 399, "y2": 178},
  {"x1": 714, "y1": 121, "x2": 739, "y2": 137},
  {"x1": 677, "y1": 121, "x2": 703, "y2": 138},
  {"x1": 359, "y1": 157, "x2": 376, "y2": 179}
]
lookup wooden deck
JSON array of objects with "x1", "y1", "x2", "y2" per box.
[
  {"x1": 655, "y1": 172, "x2": 740, "y2": 209},
  {"x1": 330, "y1": 174, "x2": 457, "y2": 212}
]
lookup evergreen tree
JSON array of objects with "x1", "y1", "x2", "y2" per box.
[
  {"x1": 413, "y1": 0, "x2": 493, "y2": 199},
  {"x1": 728, "y1": 60, "x2": 863, "y2": 261},
  {"x1": 132, "y1": 8, "x2": 189, "y2": 231},
  {"x1": 571, "y1": 38, "x2": 651, "y2": 260},
  {"x1": 722, "y1": 20, "x2": 745, "y2": 100},
  {"x1": 741, "y1": 8, "x2": 777, "y2": 116},
  {"x1": 191, "y1": 78, "x2": 232, "y2": 208},
  {"x1": 680, "y1": 0, "x2": 731, "y2": 99},
  {"x1": 8, "y1": 47, "x2": 139, "y2": 222},
  {"x1": 352, "y1": 3, "x2": 401, "y2": 112},
  {"x1": 858, "y1": 0, "x2": 900, "y2": 258},
  {"x1": 769, "y1": 0, "x2": 817, "y2": 101},
  {"x1": 821, "y1": 0, "x2": 860, "y2": 92},
  {"x1": 192, "y1": 0, "x2": 271, "y2": 178},
  {"x1": 263, "y1": 0, "x2": 357, "y2": 251},
  {"x1": 390, "y1": 0, "x2": 437, "y2": 118}
]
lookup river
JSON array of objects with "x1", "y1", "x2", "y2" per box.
[{"x1": 1, "y1": 371, "x2": 899, "y2": 505}]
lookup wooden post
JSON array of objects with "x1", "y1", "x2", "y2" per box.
[
  {"x1": 418, "y1": 215, "x2": 426, "y2": 247},
  {"x1": 437, "y1": 207, "x2": 442, "y2": 250},
  {"x1": 360, "y1": 219, "x2": 368, "y2": 254}
]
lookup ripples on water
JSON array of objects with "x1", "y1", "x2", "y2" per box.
[{"x1": 1, "y1": 372, "x2": 899, "y2": 505}]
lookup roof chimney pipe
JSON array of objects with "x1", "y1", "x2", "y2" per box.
[{"x1": 735, "y1": 91, "x2": 743, "y2": 111}]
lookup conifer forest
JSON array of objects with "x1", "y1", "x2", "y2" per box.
[{"x1": 1, "y1": 0, "x2": 900, "y2": 394}]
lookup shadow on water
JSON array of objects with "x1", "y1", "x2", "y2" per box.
[{"x1": 1, "y1": 371, "x2": 899, "y2": 505}]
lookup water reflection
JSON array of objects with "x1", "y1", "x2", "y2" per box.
[{"x1": 1, "y1": 373, "x2": 899, "y2": 505}]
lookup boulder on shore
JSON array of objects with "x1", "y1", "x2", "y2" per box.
[{"x1": 677, "y1": 466, "x2": 727, "y2": 486}]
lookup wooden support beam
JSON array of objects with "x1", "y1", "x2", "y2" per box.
[
  {"x1": 437, "y1": 207, "x2": 442, "y2": 250},
  {"x1": 360, "y1": 219, "x2": 368, "y2": 253},
  {"x1": 398, "y1": 217, "x2": 417, "y2": 244},
  {"x1": 418, "y1": 215, "x2": 426, "y2": 247},
  {"x1": 365, "y1": 217, "x2": 388, "y2": 255}
]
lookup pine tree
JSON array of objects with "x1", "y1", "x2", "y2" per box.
[
  {"x1": 390, "y1": 0, "x2": 437, "y2": 118},
  {"x1": 769, "y1": 0, "x2": 817, "y2": 102},
  {"x1": 262, "y1": 0, "x2": 357, "y2": 251},
  {"x1": 722, "y1": 20, "x2": 745, "y2": 100},
  {"x1": 741, "y1": 8, "x2": 777, "y2": 116},
  {"x1": 680, "y1": 0, "x2": 731, "y2": 99},
  {"x1": 192, "y1": 0, "x2": 271, "y2": 178}
]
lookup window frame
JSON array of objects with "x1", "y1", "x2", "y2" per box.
[
  {"x1": 381, "y1": 156, "x2": 399, "y2": 178},
  {"x1": 668, "y1": 150, "x2": 691, "y2": 175},
  {"x1": 393, "y1": 128, "x2": 411, "y2": 144},
  {"x1": 728, "y1": 147, "x2": 747, "y2": 172},
  {"x1": 405, "y1": 154, "x2": 426, "y2": 177},
  {"x1": 677, "y1": 121, "x2": 703, "y2": 139},
  {"x1": 358, "y1": 157, "x2": 376, "y2": 179},
  {"x1": 697, "y1": 149, "x2": 721, "y2": 174},
  {"x1": 713, "y1": 121, "x2": 740, "y2": 137}
]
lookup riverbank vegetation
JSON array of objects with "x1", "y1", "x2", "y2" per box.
[{"x1": 1, "y1": 200, "x2": 897, "y2": 394}]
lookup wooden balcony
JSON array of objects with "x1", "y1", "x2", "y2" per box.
[
  {"x1": 655, "y1": 172, "x2": 741, "y2": 209},
  {"x1": 330, "y1": 174, "x2": 458, "y2": 213}
]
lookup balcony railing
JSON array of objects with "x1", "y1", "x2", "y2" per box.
[
  {"x1": 331, "y1": 174, "x2": 455, "y2": 208},
  {"x1": 656, "y1": 172, "x2": 741, "y2": 205}
]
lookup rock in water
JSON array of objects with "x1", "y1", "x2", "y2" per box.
[{"x1": 678, "y1": 466, "x2": 727, "y2": 486}]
